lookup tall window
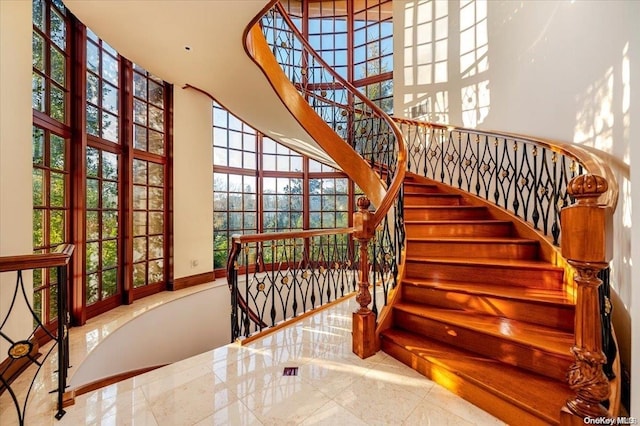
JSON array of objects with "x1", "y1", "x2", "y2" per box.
[
  {"x1": 85, "y1": 32, "x2": 122, "y2": 313},
  {"x1": 131, "y1": 65, "x2": 168, "y2": 293},
  {"x1": 32, "y1": 0, "x2": 71, "y2": 329},
  {"x1": 32, "y1": 0, "x2": 173, "y2": 327}
]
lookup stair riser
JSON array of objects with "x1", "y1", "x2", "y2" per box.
[
  {"x1": 406, "y1": 240, "x2": 538, "y2": 259},
  {"x1": 380, "y1": 338, "x2": 561, "y2": 426},
  {"x1": 404, "y1": 194, "x2": 462, "y2": 206},
  {"x1": 403, "y1": 184, "x2": 440, "y2": 194},
  {"x1": 405, "y1": 222, "x2": 513, "y2": 238},
  {"x1": 402, "y1": 285, "x2": 574, "y2": 331},
  {"x1": 405, "y1": 261, "x2": 564, "y2": 289},
  {"x1": 393, "y1": 309, "x2": 572, "y2": 381},
  {"x1": 404, "y1": 208, "x2": 490, "y2": 221}
]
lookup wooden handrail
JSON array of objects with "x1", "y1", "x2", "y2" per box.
[
  {"x1": 0, "y1": 244, "x2": 74, "y2": 273},
  {"x1": 232, "y1": 227, "x2": 354, "y2": 245},
  {"x1": 264, "y1": 2, "x2": 407, "y2": 229},
  {"x1": 392, "y1": 116, "x2": 618, "y2": 211}
]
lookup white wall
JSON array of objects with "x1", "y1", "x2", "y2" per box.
[
  {"x1": 394, "y1": 0, "x2": 636, "y2": 303},
  {"x1": 69, "y1": 283, "x2": 231, "y2": 389},
  {"x1": 172, "y1": 89, "x2": 214, "y2": 279},
  {"x1": 0, "y1": 0, "x2": 34, "y2": 356}
]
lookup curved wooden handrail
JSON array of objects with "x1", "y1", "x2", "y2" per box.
[
  {"x1": 392, "y1": 116, "x2": 618, "y2": 211},
  {"x1": 0, "y1": 244, "x2": 74, "y2": 273},
  {"x1": 244, "y1": 2, "x2": 407, "y2": 229}
]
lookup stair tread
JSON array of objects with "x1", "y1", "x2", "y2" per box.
[
  {"x1": 402, "y1": 278, "x2": 574, "y2": 306},
  {"x1": 405, "y1": 219, "x2": 510, "y2": 224},
  {"x1": 405, "y1": 256, "x2": 562, "y2": 271},
  {"x1": 407, "y1": 236, "x2": 537, "y2": 244},
  {"x1": 381, "y1": 328, "x2": 572, "y2": 424},
  {"x1": 404, "y1": 205, "x2": 486, "y2": 209},
  {"x1": 394, "y1": 303, "x2": 574, "y2": 357}
]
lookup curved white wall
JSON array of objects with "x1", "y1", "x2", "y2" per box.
[{"x1": 69, "y1": 284, "x2": 231, "y2": 389}]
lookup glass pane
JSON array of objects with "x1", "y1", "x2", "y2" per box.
[
  {"x1": 86, "y1": 178, "x2": 99, "y2": 209},
  {"x1": 149, "y1": 80, "x2": 164, "y2": 107},
  {"x1": 33, "y1": 267, "x2": 43, "y2": 289},
  {"x1": 133, "y1": 263, "x2": 146, "y2": 288},
  {"x1": 50, "y1": 7, "x2": 66, "y2": 49},
  {"x1": 50, "y1": 45, "x2": 65, "y2": 85},
  {"x1": 134, "y1": 99, "x2": 147, "y2": 125},
  {"x1": 148, "y1": 259, "x2": 163, "y2": 283},
  {"x1": 50, "y1": 85, "x2": 65, "y2": 122},
  {"x1": 50, "y1": 172, "x2": 65, "y2": 207},
  {"x1": 102, "y1": 211, "x2": 118, "y2": 238},
  {"x1": 133, "y1": 211, "x2": 146, "y2": 236},
  {"x1": 102, "y1": 151, "x2": 118, "y2": 180},
  {"x1": 32, "y1": 72, "x2": 45, "y2": 111},
  {"x1": 86, "y1": 211, "x2": 99, "y2": 240},
  {"x1": 134, "y1": 125, "x2": 148, "y2": 151},
  {"x1": 33, "y1": 209, "x2": 44, "y2": 247},
  {"x1": 102, "y1": 269, "x2": 117, "y2": 298},
  {"x1": 149, "y1": 130, "x2": 164, "y2": 155},
  {"x1": 102, "y1": 181, "x2": 118, "y2": 209},
  {"x1": 86, "y1": 273, "x2": 99, "y2": 304},
  {"x1": 33, "y1": 0, "x2": 44, "y2": 29},
  {"x1": 148, "y1": 212, "x2": 163, "y2": 234},
  {"x1": 133, "y1": 185, "x2": 146, "y2": 209},
  {"x1": 86, "y1": 41, "x2": 99, "y2": 73},
  {"x1": 86, "y1": 241, "x2": 99, "y2": 273},
  {"x1": 148, "y1": 162, "x2": 163, "y2": 186},
  {"x1": 148, "y1": 187, "x2": 163, "y2": 210},
  {"x1": 49, "y1": 285, "x2": 58, "y2": 321},
  {"x1": 50, "y1": 134, "x2": 65, "y2": 169},
  {"x1": 213, "y1": 193, "x2": 226, "y2": 211},
  {"x1": 102, "y1": 53, "x2": 118, "y2": 86},
  {"x1": 102, "y1": 82, "x2": 118, "y2": 114},
  {"x1": 102, "y1": 111, "x2": 119, "y2": 142},
  {"x1": 86, "y1": 147, "x2": 99, "y2": 177},
  {"x1": 33, "y1": 33, "x2": 45, "y2": 71},
  {"x1": 148, "y1": 235, "x2": 163, "y2": 259},
  {"x1": 133, "y1": 159, "x2": 147, "y2": 184},
  {"x1": 148, "y1": 105, "x2": 164, "y2": 131},
  {"x1": 50, "y1": 210, "x2": 64, "y2": 244},
  {"x1": 102, "y1": 240, "x2": 117, "y2": 268},
  {"x1": 133, "y1": 72, "x2": 147, "y2": 98},
  {"x1": 133, "y1": 237, "x2": 146, "y2": 262},
  {"x1": 86, "y1": 104, "x2": 99, "y2": 136},
  {"x1": 32, "y1": 169, "x2": 44, "y2": 206},
  {"x1": 32, "y1": 127, "x2": 44, "y2": 165}
]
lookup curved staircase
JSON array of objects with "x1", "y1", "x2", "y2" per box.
[{"x1": 380, "y1": 173, "x2": 576, "y2": 425}]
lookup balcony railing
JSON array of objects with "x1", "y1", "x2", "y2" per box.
[{"x1": 0, "y1": 244, "x2": 74, "y2": 425}]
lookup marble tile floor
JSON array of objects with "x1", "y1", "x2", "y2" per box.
[{"x1": 3, "y1": 281, "x2": 506, "y2": 425}]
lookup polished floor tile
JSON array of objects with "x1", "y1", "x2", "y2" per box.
[{"x1": 2, "y1": 281, "x2": 506, "y2": 425}]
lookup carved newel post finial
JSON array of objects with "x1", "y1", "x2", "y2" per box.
[
  {"x1": 560, "y1": 174, "x2": 613, "y2": 423},
  {"x1": 352, "y1": 196, "x2": 377, "y2": 359}
]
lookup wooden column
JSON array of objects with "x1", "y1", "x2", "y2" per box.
[
  {"x1": 352, "y1": 197, "x2": 377, "y2": 358},
  {"x1": 560, "y1": 174, "x2": 613, "y2": 424}
]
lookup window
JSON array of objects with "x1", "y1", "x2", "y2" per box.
[{"x1": 31, "y1": 0, "x2": 173, "y2": 328}]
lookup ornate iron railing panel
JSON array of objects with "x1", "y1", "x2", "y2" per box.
[
  {"x1": 228, "y1": 230, "x2": 357, "y2": 341},
  {"x1": 396, "y1": 119, "x2": 587, "y2": 246},
  {"x1": 0, "y1": 244, "x2": 74, "y2": 425},
  {"x1": 245, "y1": 2, "x2": 406, "y2": 332}
]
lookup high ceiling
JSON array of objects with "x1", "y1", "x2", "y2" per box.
[{"x1": 64, "y1": 0, "x2": 337, "y2": 167}]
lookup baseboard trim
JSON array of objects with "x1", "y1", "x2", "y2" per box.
[{"x1": 172, "y1": 271, "x2": 215, "y2": 291}]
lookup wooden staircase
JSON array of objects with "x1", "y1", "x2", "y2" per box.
[{"x1": 379, "y1": 174, "x2": 576, "y2": 425}]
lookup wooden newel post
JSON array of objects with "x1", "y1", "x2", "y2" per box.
[
  {"x1": 560, "y1": 174, "x2": 613, "y2": 424},
  {"x1": 352, "y1": 196, "x2": 377, "y2": 358}
]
